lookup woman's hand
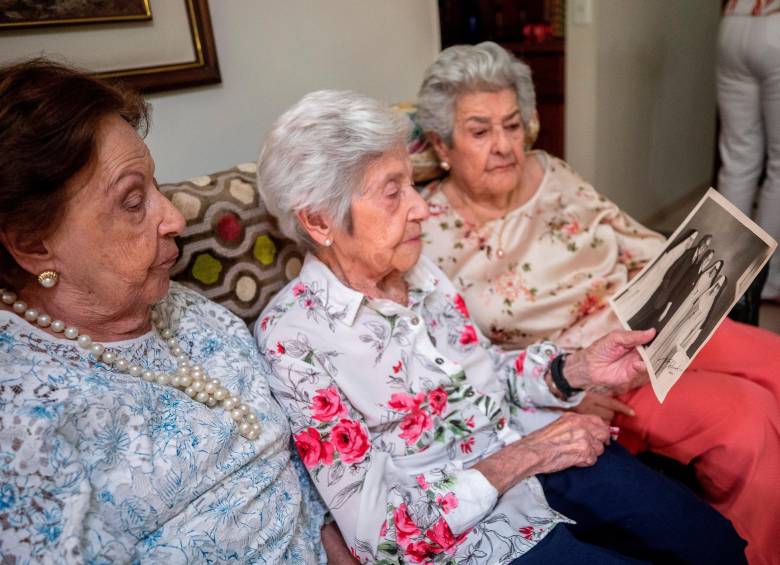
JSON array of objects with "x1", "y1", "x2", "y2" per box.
[
  {"x1": 473, "y1": 412, "x2": 610, "y2": 495},
  {"x1": 321, "y1": 521, "x2": 359, "y2": 564},
  {"x1": 572, "y1": 392, "x2": 636, "y2": 423},
  {"x1": 564, "y1": 329, "x2": 654, "y2": 394}
]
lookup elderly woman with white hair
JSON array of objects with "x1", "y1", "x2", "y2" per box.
[
  {"x1": 416, "y1": 41, "x2": 780, "y2": 564},
  {"x1": 254, "y1": 89, "x2": 746, "y2": 564}
]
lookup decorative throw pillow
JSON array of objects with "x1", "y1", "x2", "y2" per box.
[
  {"x1": 392, "y1": 102, "x2": 446, "y2": 185},
  {"x1": 160, "y1": 163, "x2": 303, "y2": 326}
]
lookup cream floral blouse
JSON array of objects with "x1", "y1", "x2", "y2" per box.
[
  {"x1": 256, "y1": 254, "x2": 582, "y2": 564},
  {"x1": 422, "y1": 151, "x2": 666, "y2": 350}
]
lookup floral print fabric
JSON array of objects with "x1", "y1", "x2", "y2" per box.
[
  {"x1": 256, "y1": 254, "x2": 580, "y2": 564},
  {"x1": 0, "y1": 282, "x2": 326, "y2": 564},
  {"x1": 422, "y1": 151, "x2": 666, "y2": 350}
]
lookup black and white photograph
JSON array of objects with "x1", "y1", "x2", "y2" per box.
[{"x1": 611, "y1": 189, "x2": 777, "y2": 402}]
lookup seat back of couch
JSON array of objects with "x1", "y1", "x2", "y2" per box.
[{"x1": 159, "y1": 163, "x2": 304, "y2": 327}]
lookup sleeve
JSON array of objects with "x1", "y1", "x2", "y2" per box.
[
  {"x1": 261, "y1": 344, "x2": 498, "y2": 562},
  {"x1": 0, "y1": 410, "x2": 89, "y2": 563},
  {"x1": 489, "y1": 339, "x2": 584, "y2": 409},
  {"x1": 605, "y1": 201, "x2": 666, "y2": 275},
  {"x1": 578, "y1": 183, "x2": 667, "y2": 274}
]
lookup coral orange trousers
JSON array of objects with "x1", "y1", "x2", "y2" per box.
[{"x1": 615, "y1": 318, "x2": 780, "y2": 565}]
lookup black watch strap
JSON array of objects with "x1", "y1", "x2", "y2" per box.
[{"x1": 550, "y1": 353, "x2": 583, "y2": 399}]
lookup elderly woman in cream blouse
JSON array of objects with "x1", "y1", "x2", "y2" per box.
[
  {"x1": 417, "y1": 41, "x2": 780, "y2": 563},
  {"x1": 254, "y1": 89, "x2": 745, "y2": 564}
]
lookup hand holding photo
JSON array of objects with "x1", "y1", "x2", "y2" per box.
[{"x1": 609, "y1": 189, "x2": 777, "y2": 402}]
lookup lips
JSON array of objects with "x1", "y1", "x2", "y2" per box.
[
  {"x1": 158, "y1": 250, "x2": 179, "y2": 267},
  {"x1": 488, "y1": 162, "x2": 516, "y2": 172}
]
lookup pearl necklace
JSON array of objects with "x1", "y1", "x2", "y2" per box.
[{"x1": 0, "y1": 288, "x2": 261, "y2": 441}]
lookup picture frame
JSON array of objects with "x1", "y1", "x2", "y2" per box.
[
  {"x1": 0, "y1": 0, "x2": 220, "y2": 94},
  {"x1": 0, "y1": 0, "x2": 152, "y2": 30},
  {"x1": 97, "y1": 0, "x2": 220, "y2": 93}
]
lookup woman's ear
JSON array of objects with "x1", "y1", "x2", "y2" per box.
[
  {"x1": 428, "y1": 133, "x2": 451, "y2": 166},
  {"x1": 296, "y1": 209, "x2": 334, "y2": 247},
  {"x1": 0, "y1": 229, "x2": 55, "y2": 278}
]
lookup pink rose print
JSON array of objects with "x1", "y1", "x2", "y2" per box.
[
  {"x1": 460, "y1": 437, "x2": 475, "y2": 454},
  {"x1": 392, "y1": 360, "x2": 403, "y2": 374},
  {"x1": 276, "y1": 342, "x2": 286, "y2": 354},
  {"x1": 388, "y1": 392, "x2": 425, "y2": 413},
  {"x1": 331, "y1": 418, "x2": 370, "y2": 463},
  {"x1": 310, "y1": 387, "x2": 348, "y2": 422},
  {"x1": 428, "y1": 388, "x2": 448, "y2": 416},
  {"x1": 399, "y1": 409, "x2": 433, "y2": 445},
  {"x1": 514, "y1": 351, "x2": 527, "y2": 374},
  {"x1": 426, "y1": 517, "x2": 468, "y2": 555},
  {"x1": 405, "y1": 540, "x2": 440, "y2": 563},
  {"x1": 292, "y1": 282, "x2": 307, "y2": 297},
  {"x1": 302, "y1": 297, "x2": 315, "y2": 309},
  {"x1": 259, "y1": 316, "x2": 269, "y2": 332},
  {"x1": 379, "y1": 519, "x2": 388, "y2": 537},
  {"x1": 436, "y1": 492, "x2": 459, "y2": 514},
  {"x1": 459, "y1": 324, "x2": 478, "y2": 345},
  {"x1": 416, "y1": 474, "x2": 429, "y2": 489},
  {"x1": 564, "y1": 217, "x2": 581, "y2": 235},
  {"x1": 519, "y1": 525, "x2": 534, "y2": 540},
  {"x1": 393, "y1": 503, "x2": 422, "y2": 547},
  {"x1": 453, "y1": 294, "x2": 470, "y2": 318},
  {"x1": 294, "y1": 427, "x2": 334, "y2": 468}
]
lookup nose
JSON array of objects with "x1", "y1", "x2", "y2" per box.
[
  {"x1": 158, "y1": 192, "x2": 186, "y2": 238},
  {"x1": 407, "y1": 184, "x2": 430, "y2": 223},
  {"x1": 491, "y1": 126, "x2": 512, "y2": 155}
]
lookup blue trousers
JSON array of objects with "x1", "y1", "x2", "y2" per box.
[{"x1": 514, "y1": 443, "x2": 747, "y2": 564}]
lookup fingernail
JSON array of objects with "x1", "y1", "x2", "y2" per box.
[{"x1": 609, "y1": 426, "x2": 620, "y2": 440}]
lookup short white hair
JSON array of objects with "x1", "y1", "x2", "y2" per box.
[
  {"x1": 257, "y1": 90, "x2": 411, "y2": 250},
  {"x1": 416, "y1": 41, "x2": 536, "y2": 145}
]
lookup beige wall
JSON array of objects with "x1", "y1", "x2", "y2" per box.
[
  {"x1": 565, "y1": 0, "x2": 721, "y2": 221},
  {"x1": 1, "y1": 0, "x2": 440, "y2": 182}
]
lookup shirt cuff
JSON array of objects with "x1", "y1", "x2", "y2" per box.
[{"x1": 442, "y1": 469, "x2": 498, "y2": 535}]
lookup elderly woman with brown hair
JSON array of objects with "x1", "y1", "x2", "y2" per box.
[
  {"x1": 417, "y1": 41, "x2": 780, "y2": 563},
  {"x1": 255, "y1": 88, "x2": 746, "y2": 564},
  {"x1": 0, "y1": 59, "x2": 352, "y2": 563}
]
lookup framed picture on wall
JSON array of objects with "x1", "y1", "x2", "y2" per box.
[
  {"x1": 0, "y1": 1, "x2": 152, "y2": 29},
  {"x1": 0, "y1": 0, "x2": 220, "y2": 94}
]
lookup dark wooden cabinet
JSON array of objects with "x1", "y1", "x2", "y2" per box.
[{"x1": 437, "y1": 0, "x2": 566, "y2": 158}]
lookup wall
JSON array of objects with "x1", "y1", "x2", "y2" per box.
[
  {"x1": 565, "y1": 1, "x2": 721, "y2": 221},
  {"x1": 146, "y1": 0, "x2": 440, "y2": 181},
  {"x1": 0, "y1": 0, "x2": 440, "y2": 182}
]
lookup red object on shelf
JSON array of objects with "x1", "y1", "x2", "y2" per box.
[{"x1": 523, "y1": 23, "x2": 553, "y2": 43}]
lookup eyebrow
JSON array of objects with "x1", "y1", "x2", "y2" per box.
[
  {"x1": 464, "y1": 109, "x2": 522, "y2": 125},
  {"x1": 106, "y1": 170, "x2": 145, "y2": 194}
]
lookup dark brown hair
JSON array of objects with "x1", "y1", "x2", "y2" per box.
[{"x1": 0, "y1": 58, "x2": 150, "y2": 287}]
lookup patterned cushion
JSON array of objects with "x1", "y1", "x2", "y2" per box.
[
  {"x1": 160, "y1": 163, "x2": 303, "y2": 326},
  {"x1": 392, "y1": 102, "x2": 445, "y2": 184}
]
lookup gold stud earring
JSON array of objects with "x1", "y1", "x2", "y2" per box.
[
  {"x1": 37, "y1": 270, "x2": 59, "y2": 289},
  {"x1": 440, "y1": 161, "x2": 450, "y2": 171}
]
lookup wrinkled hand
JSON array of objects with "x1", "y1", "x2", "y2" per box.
[
  {"x1": 516, "y1": 412, "x2": 610, "y2": 476},
  {"x1": 566, "y1": 329, "x2": 654, "y2": 394},
  {"x1": 572, "y1": 392, "x2": 636, "y2": 423}
]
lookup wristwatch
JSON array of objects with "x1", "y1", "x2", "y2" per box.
[{"x1": 550, "y1": 353, "x2": 583, "y2": 399}]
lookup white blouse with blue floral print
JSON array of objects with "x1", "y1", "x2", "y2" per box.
[
  {"x1": 0, "y1": 282, "x2": 326, "y2": 564},
  {"x1": 256, "y1": 254, "x2": 583, "y2": 564}
]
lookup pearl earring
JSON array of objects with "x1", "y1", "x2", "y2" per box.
[
  {"x1": 37, "y1": 270, "x2": 59, "y2": 289},
  {"x1": 440, "y1": 161, "x2": 450, "y2": 171},
  {"x1": 324, "y1": 238, "x2": 333, "y2": 247}
]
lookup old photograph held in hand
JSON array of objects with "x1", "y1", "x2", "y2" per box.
[{"x1": 610, "y1": 189, "x2": 777, "y2": 402}]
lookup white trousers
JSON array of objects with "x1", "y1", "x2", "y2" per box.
[{"x1": 717, "y1": 14, "x2": 780, "y2": 298}]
